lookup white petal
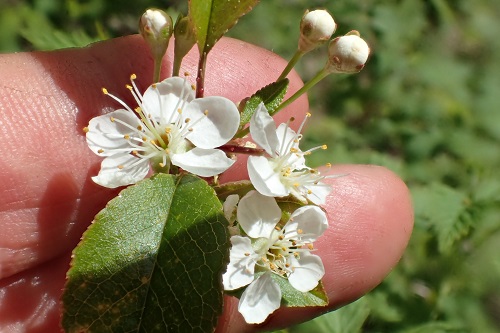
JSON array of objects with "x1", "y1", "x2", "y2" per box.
[
  {"x1": 223, "y1": 194, "x2": 239, "y2": 224},
  {"x1": 91, "y1": 153, "x2": 149, "y2": 188},
  {"x1": 142, "y1": 77, "x2": 194, "y2": 123},
  {"x1": 304, "y1": 182, "x2": 332, "y2": 205},
  {"x1": 275, "y1": 123, "x2": 305, "y2": 167},
  {"x1": 249, "y1": 103, "x2": 279, "y2": 156},
  {"x1": 288, "y1": 252, "x2": 325, "y2": 292},
  {"x1": 222, "y1": 236, "x2": 256, "y2": 290},
  {"x1": 247, "y1": 156, "x2": 288, "y2": 197},
  {"x1": 237, "y1": 190, "x2": 281, "y2": 238},
  {"x1": 86, "y1": 109, "x2": 141, "y2": 156},
  {"x1": 285, "y1": 205, "x2": 328, "y2": 243},
  {"x1": 184, "y1": 96, "x2": 240, "y2": 149},
  {"x1": 238, "y1": 272, "x2": 281, "y2": 324},
  {"x1": 171, "y1": 147, "x2": 235, "y2": 177}
]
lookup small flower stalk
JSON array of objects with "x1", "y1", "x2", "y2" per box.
[
  {"x1": 173, "y1": 14, "x2": 197, "y2": 76},
  {"x1": 139, "y1": 8, "x2": 173, "y2": 82}
]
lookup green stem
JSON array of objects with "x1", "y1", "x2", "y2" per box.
[
  {"x1": 272, "y1": 68, "x2": 329, "y2": 116},
  {"x1": 196, "y1": 52, "x2": 207, "y2": 98},
  {"x1": 153, "y1": 57, "x2": 162, "y2": 83},
  {"x1": 277, "y1": 50, "x2": 304, "y2": 81}
]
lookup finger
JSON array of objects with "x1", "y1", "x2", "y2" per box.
[
  {"x1": 0, "y1": 165, "x2": 413, "y2": 333},
  {"x1": 0, "y1": 35, "x2": 306, "y2": 278},
  {"x1": 217, "y1": 164, "x2": 413, "y2": 332}
]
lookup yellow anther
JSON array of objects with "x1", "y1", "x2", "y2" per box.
[
  {"x1": 204, "y1": 110, "x2": 209, "y2": 116},
  {"x1": 137, "y1": 125, "x2": 143, "y2": 131},
  {"x1": 152, "y1": 83, "x2": 157, "y2": 89},
  {"x1": 321, "y1": 144, "x2": 328, "y2": 149},
  {"x1": 290, "y1": 148, "x2": 298, "y2": 153},
  {"x1": 83, "y1": 127, "x2": 89, "y2": 133},
  {"x1": 177, "y1": 108, "x2": 182, "y2": 114},
  {"x1": 275, "y1": 226, "x2": 282, "y2": 231},
  {"x1": 130, "y1": 74, "x2": 137, "y2": 80},
  {"x1": 281, "y1": 246, "x2": 287, "y2": 251},
  {"x1": 184, "y1": 72, "x2": 190, "y2": 76},
  {"x1": 188, "y1": 128, "x2": 194, "y2": 132},
  {"x1": 297, "y1": 228, "x2": 303, "y2": 234},
  {"x1": 185, "y1": 118, "x2": 191, "y2": 123},
  {"x1": 307, "y1": 244, "x2": 314, "y2": 250},
  {"x1": 110, "y1": 117, "x2": 115, "y2": 122},
  {"x1": 97, "y1": 149, "x2": 104, "y2": 154},
  {"x1": 132, "y1": 150, "x2": 138, "y2": 155},
  {"x1": 117, "y1": 165, "x2": 124, "y2": 169},
  {"x1": 126, "y1": 84, "x2": 132, "y2": 90},
  {"x1": 244, "y1": 252, "x2": 250, "y2": 256},
  {"x1": 326, "y1": 163, "x2": 332, "y2": 168},
  {"x1": 293, "y1": 182, "x2": 300, "y2": 187},
  {"x1": 278, "y1": 235, "x2": 284, "y2": 240},
  {"x1": 285, "y1": 263, "x2": 290, "y2": 268},
  {"x1": 165, "y1": 128, "x2": 171, "y2": 134},
  {"x1": 124, "y1": 134, "x2": 130, "y2": 140},
  {"x1": 293, "y1": 252, "x2": 299, "y2": 258},
  {"x1": 307, "y1": 189, "x2": 313, "y2": 194},
  {"x1": 191, "y1": 84, "x2": 196, "y2": 90},
  {"x1": 159, "y1": 163, "x2": 165, "y2": 167},
  {"x1": 142, "y1": 137, "x2": 147, "y2": 142},
  {"x1": 102, "y1": 88, "x2": 108, "y2": 94},
  {"x1": 306, "y1": 112, "x2": 312, "y2": 117}
]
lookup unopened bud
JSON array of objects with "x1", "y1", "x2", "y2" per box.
[
  {"x1": 326, "y1": 31, "x2": 369, "y2": 74},
  {"x1": 174, "y1": 14, "x2": 196, "y2": 61},
  {"x1": 139, "y1": 8, "x2": 173, "y2": 60},
  {"x1": 299, "y1": 9, "x2": 336, "y2": 53}
]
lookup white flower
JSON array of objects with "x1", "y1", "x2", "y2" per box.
[
  {"x1": 327, "y1": 30, "x2": 370, "y2": 74},
  {"x1": 247, "y1": 103, "x2": 332, "y2": 205},
  {"x1": 85, "y1": 75, "x2": 239, "y2": 188},
  {"x1": 299, "y1": 9, "x2": 337, "y2": 53},
  {"x1": 222, "y1": 190, "x2": 328, "y2": 324}
]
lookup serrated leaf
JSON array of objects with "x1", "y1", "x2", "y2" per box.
[
  {"x1": 270, "y1": 274, "x2": 328, "y2": 307},
  {"x1": 240, "y1": 79, "x2": 289, "y2": 127},
  {"x1": 412, "y1": 183, "x2": 473, "y2": 253},
  {"x1": 62, "y1": 174, "x2": 229, "y2": 333},
  {"x1": 189, "y1": 0, "x2": 260, "y2": 54}
]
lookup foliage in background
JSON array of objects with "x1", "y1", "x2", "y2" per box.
[{"x1": 1, "y1": 0, "x2": 499, "y2": 332}]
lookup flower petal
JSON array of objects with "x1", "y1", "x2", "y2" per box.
[
  {"x1": 238, "y1": 272, "x2": 281, "y2": 324},
  {"x1": 86, "y1": 109, "x2": 141, "y2": 156},
  {"x1": 91, "y1": 153, "x2": 149, "y2": 188},
  {"x1": 142, "y1": 77, "x2": 194, "y2": 123},
  {"x1": 275, "y1": 123, "x2": 305, "y2": 167},
  {"x1": 171, "y1": 147, "x2": 235, "y2": 177},
  {"x1": 304, "y1": 182, "x2": 332, "y2": 205},
  {"x1": 249, "y1": 103, "x2": 279, "y2": 156},
  {"x1": 237, "y1": 190, "x2": 281, "y2": 238},
  {"x1": 285, "y1": 205, "x2": 328, "y2": 243},
  {"x1": 222, "y1": 236, "x2": 256, "y2": 290},
  {"x1": 247, "y1": 156, "x2": 288, "y2": 197},
  {"x1": 288, "y1": 252, "x2": 325, "y2": 292},
  {"x1": 223, "y1": 194, "x2": 239, "y2": 224},
  {"x1": 184, "y1": 96, "x2": 240, "y2": 149}
]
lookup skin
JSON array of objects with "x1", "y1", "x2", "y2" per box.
[{"x1": 0, "y1": 36, "x2": 413, "y2": 332}]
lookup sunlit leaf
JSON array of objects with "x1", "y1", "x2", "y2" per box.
[
  {"x1": 188, "y1": 0, "x2": 260, "y2": 54},
  {"x1": 62, "y1": 174, "x2": 229, "y2": 333}
]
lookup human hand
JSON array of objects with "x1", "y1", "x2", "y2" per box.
[{"x1": 0, "y1": 36, "x2": 413, "y2": 332}]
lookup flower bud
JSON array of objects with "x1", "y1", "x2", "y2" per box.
[
  {"x1": 299, "y1": 9, "x2": 336, "y2": 53},
  {"x1": 326, "y1": 30, "x2": 370, "y2": 74},
  {"x1": 139, "y1": 8, "x2": 173, "y2": 60},
  {"x1": 174, "y1": 14, "x2": 196, "y2": 61}
]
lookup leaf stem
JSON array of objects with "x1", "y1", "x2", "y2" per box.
[
  {"x1": 172, "y1": 54, "x2": 182, "y2": 77},
  {"x1": 153, "y1": 57, "x2": 162, "y2": 83}
]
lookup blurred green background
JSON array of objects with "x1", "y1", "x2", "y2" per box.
[{"x1": 1, "y1": 0, "x2": 499, "y2": 332}]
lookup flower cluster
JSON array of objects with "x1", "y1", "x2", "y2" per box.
[
  {"x1": 82, "y1": 4, "x2": 370, "y2": 326},
  {"x1": 222, "y1": 190, "x2": 328, "y2": 323}
]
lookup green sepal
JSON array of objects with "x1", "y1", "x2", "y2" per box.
[
  {"x1": 239, "y1": 78, "x2": 289, "y2": 127},
  {"x1": 61, "y1": 173, "x2": 230, "y2": 333},
  {"x1": 213, "y1": 180, "x2": 254, "y2": 201}
]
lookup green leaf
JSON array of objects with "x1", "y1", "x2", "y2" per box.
[
  {"x1": 189, "y1": 0, "x2": 260, "y2": 54},
  {"x1": 270, "y1": 274, "x2": 328, "y2": 307},
  {"x1": 412, "y1": 183, "x2": 472, "y2": 253},
  {"x1": 240, "y1": 79, "x2": 289, "y2": 127},
  {"x1": 62, "y1": 174, "x2": 229, "y2": 333},
  {"x1": 290, "y1": 297, "x2": 370, "y2": 333}
]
